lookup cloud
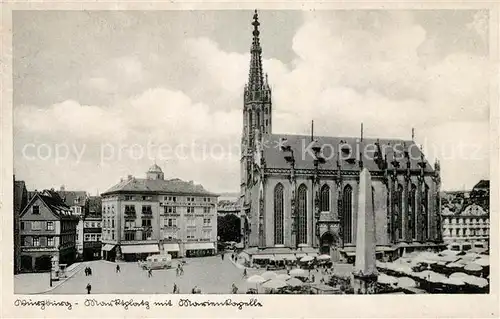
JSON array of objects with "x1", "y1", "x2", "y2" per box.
[{"x1": 14, "y1": 11, "x2": 490, "y2": 193}]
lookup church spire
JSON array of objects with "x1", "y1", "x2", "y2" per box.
[{"x1": 248, "y1": 10, "x2": 264, "y2": 91}]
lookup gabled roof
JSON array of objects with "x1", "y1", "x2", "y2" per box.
[
  {"x1": 261, "y1": 133, "x2": 434, "y2": 172},
  {"x1": 86, "y1": 196, "x2": 102, "y2": 218},
  {"x1": 21, "y1": 190, "x2": 76, "y2": 219},
  {"x1": 56, "y1": 190, "x2": 87, "y2": 207},
  {"x1": 102, "y1": 178, "x2": 218, "y2": 196},
  {"x1": 473, "y1": 180, "x2": 489, "y2": 190}
]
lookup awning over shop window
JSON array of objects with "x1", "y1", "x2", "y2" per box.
[
  {"x1": 275, "y1": 254, "x2": 297, "y2": 261},
  {"x1": 252, "y1": 255, "x2": 273, "y2": 260},
  {"x1": 184, "y1": 242, "x2": 215, "y2": 250},
  {"x1": 163, "y1": 243, "x2": 180, "y2": 252},
  {"x1": 102, "y1": 244, "x2": 116, "y2": 251},
  {"x1": 121, "y1": 244, "x2": 159, "y2": 254}
]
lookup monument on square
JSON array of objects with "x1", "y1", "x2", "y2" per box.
[{"x1": 352, "y1": 168, "x2": 378, "y2": 294}]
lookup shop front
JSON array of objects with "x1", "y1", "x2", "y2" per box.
[
  {"x1": 162, "y1": 243, "x2": 180, "y2": 258},
  {"x1": 102, "y1": 244, "x2": 116, "y2": 261},
  {"x1": 121, "y1": 244, "x2": 160, "y2": 261},
  {"x1": 184, "y1": 242, "x2": 215, "y2": 257}
]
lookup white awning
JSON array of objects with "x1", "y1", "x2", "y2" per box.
[
  {"x1": 275, "y1": 254, "x2": 297, "y2": 261},
  {"x1": 252, "y1": 255, "x2": 273, "y2": 260},
  {"x1": 102, "y1": 244, "x2": 116, "y2": 251},
  {"x1": 163, "y1": 243, "x2": 180, "y2": 252},
  {"x1": 121, "y1": 244, "x2": 159, "y2": 254},
  {"x1": 184, "y1": 242, "x2": 215, "y2": 250}
]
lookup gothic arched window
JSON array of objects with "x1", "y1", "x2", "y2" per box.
[
  {"x1": 342, "y1": 185, "x2": 353, "y2": 244},
  {"x1": 423, "y1": 184, "x2": 429, "y2": 239},
  {"x1": 274, "y1": 183, "x2": 284, "y2": 245},
  {"x1": 297, "y1": 184, "x2": 308, "y2": 245},
  {"x1": 410, "y1": 184, "x2": 417, "y2": 239},
  {"x1": 396, "y1": 184, "x2": 404, "y2": 240},
  {"x1": 320, "y1": 184, "x2": 330, "y2": 212}
]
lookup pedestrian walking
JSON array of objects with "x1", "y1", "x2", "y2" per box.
[
  {"x1": 86, "y1": 283, "x2": 92, "y2": 294},
  {"x1": 88, "y1": 267, "x2": 92, "y2": 276},
  {"x1": 173, "y1": 283, "x2": 178, "y2": 294},
  {"x1": 312, "y1": 274, "x2": 315, "y2": 283},
  {"x1": 243, "y1": 268, "x2": 247, "y2": 278},
  {"x1": 180, "y1": 265, "x2": 184, "y2": 276},
  {"x1": 231, "y1": 283, "x2": 238, "y2": 294},
  {"x1": 148, "y1": 269, "x2": 153, "y2": 278},
  {"x1": 116, "y1": 264, "x2": 120, "y2": 273},
  {"x1": 85, "y1": 267, "x2": 88, "y2": 276}
]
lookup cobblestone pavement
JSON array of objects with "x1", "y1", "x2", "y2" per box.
[
  {"x1": 44, "y1": 253, "x2": 260, "y2": 294},
  {"x1": 15, "y1": 253, "x2": 354, "y2": 294}
]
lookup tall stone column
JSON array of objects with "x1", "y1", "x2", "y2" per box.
[{"x1": 352, "y1": 168, "x2": 378, "y2": 294}]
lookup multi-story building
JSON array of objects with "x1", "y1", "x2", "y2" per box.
[
  {"x1": 13, "y1": 176, "x2": 29, "y2": 274},
  {"x1": 101, "y1": 164, "x2": 218, "y2": 261},
  {"x1": 57, "y1": 186, "x2": 88, "y2": 258},
  {"x1": 441, "y1": 180, "x2": 490, "y2": 250},
  {"x1": 82, "y1": 196, "x2": 102, "y2": 260},
  {"x1": 19, "y1": 190, "x2": 79, "y2": 272},
  {"x1": 239, "y1": 11, "x2": 443, "y2": 261}
]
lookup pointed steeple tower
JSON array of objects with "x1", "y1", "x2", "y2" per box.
[
  {"x1": 240, "y1": 10, "x2": 273, "y2": 237},
  {"x1": 248, "y1": 10, "x2": 264, "y2": 91}
]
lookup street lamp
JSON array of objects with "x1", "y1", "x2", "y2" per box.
[
  {"x1": 49, "y1": 256, "x2": 53, "y2": 287},
  {"x1": 281, "y1": 145, "x2": 299, "y2": 250}
]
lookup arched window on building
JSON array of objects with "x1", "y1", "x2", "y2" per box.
[
  {"x1": 342, "y1": 185, "x2": 353, "y2": 244},
  {"x1": 396, "y1": 184, "x2": 404, "y2": 240},
  {"x1": 423, "y1": 184, "x2": 429, "y2": 239},
  {"x1": 297, "y1": 184, "x2": 308, "y2": 245},
  {"x1": 320, "y1": 184, "x2": 330, "y2": 212},
  {"x1": 274, "y1": 183, "x2": 284, "y2": 245},
  {"x1": 409, "y1": 184, "x2": 417, "y2": 240}
]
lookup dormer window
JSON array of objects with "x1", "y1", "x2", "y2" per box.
[{"x1": 33, "y1": 206, "x2": 40, "y2": 215}]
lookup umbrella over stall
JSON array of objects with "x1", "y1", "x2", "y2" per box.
[
  {"x1": 290, "y1": 268, "x2": 307, "y2": 277},
  {"x1": 261, "y1": 271, "x2": 278, "y2": 281},
  {"x1": 262, "y1": 279, "x2": 289, "y2": 290}
]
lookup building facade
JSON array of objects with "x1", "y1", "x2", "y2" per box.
[
  {"x1": 239, "y1": 11, "x2": 443, "y2": 261},
  {"x1": 19, "y1": 190, "x2": 79, "y2": 272},
  {"x1": 14, "y1": 177, "x2": 29, "y2": 274},
  {"x1": 441, "y1": 180, "x2": 490, "y2": 250},
  {"x1": 101, "y1": 165, "x2": 218, "y2": 261},
  {"x1": 82, "y1": 196, "x2": 102, "y2": 260},
  {"x1": 57, "y1": 187, "x2": 88, "y2": 258}
]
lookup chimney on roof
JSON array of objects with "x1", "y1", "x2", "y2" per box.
[{"x1": 60, "y1": 185, "x2": 65, "y2": 191}]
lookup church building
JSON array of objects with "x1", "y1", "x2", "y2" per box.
[{"x1": 239, "y1": 11, "x2": 444, "y2": 262}]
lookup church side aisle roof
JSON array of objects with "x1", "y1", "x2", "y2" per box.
[{"x1": 261, "y1": 133, "x2": 434, "y2": 172}]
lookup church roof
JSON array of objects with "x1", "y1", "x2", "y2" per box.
[
  {"x1": 102, "y1": 177, "x2": 217, "y2": 196},
  {"x1": 261, "y1": 133, "x2": 434, "y2": 172}
]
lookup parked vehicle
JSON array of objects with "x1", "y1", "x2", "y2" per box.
[{"x1": 141, "y1": 254, "x2": 172, "y2": 270}]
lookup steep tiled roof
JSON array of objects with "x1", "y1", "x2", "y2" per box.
[
  {"x1": 86, "y1": 196, "x2": 102, "y2": 217},
  {"x1": 24, "y1": 190, "x2": 76, "y2": 218},
  {"x1": 56, "y1": 190, "x2": 87, "y2": 207},
  {"x1": 261, "y1": 134, "x2": 434, "y2": 172},
  {"x1": 473, "y1": 180, "x2": 489, "y2": 190},
  {"x1": 102, "y1": 178, "x2": 217, "y2": 196}
]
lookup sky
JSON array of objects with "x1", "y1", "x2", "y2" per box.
[{"x1": 13, "y1": 10, "x2": 491, "y2": 194}]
